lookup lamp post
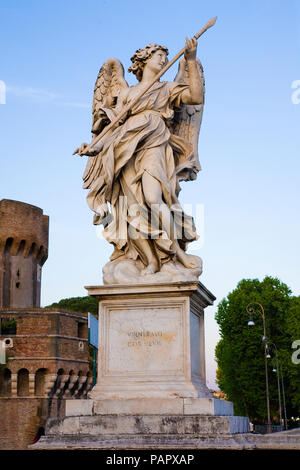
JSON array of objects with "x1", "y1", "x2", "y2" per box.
[
  {"x1": 268, "y1": 342, "x2": 282, "y2": 431},
  {"x1": 246, "y1": 302, "x2": 272, "y2": 434},
  {"x1": 280, "y1": 362, "x2": 288, "y2": 430}
]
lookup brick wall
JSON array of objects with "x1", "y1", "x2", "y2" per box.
[
  {"x1": 0, "y1": 397, "x2": 66, "y2": 450},
  {"x1": 17, "y1": 313, "x2": 53, "y2": 335},
  {"x1": 0, "y1": 199, "x2": 49, "y2": 309},
  {"x1": 1, "y1": 310, "x2": 89, "y2": 365},
  {"x1": 0, "y1": 308, "x2": 91, "y2": 449}
]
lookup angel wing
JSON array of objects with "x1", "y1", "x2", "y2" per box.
[
  {"x1": 170, "y1": 57, "x2": 205, "y2": 182},
  {"x1": 91, "y1": 58, "x2": 129, "y2": 134},
  {"x1": 83, "y1": 58, "x2": 128, "y2": 207}
]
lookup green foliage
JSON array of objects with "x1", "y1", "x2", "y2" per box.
[
  {"x1": 284, "y1": 296, "x2": 300, "y2": 411},
  {"x1": 45, "y1": 296, "x2": 98, "y2": 316},
  {"x1": 215, "y1": 276, "x2": 300, "y2": 423},
  {"x1": 0, "y1": 318, "x2": 17, "y2": 335}
]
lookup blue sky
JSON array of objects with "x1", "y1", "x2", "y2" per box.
[{"x1": 1, "y1": 0, "x2": 299, "y2": 388}]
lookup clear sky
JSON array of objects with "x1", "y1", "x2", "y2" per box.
[{"x1": 1, "y1": 0, "x2": 299, "y2": 388}]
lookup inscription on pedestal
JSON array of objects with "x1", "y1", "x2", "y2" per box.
[
  {"x1": 127, "y1": 331, "x2": 163, "y2": 348},
  {"x1": 104, "y1": 305, "x2": 185, "y2": 376}
]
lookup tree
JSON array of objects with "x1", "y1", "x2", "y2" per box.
[
  {"x1": 45, "y1": 296, "x2": 98, "y2": 316},
  {"x1": 215, "y1": 276, "x2": 300, "y2": 424},
  {"x1": 284, "y1": 295, "x2": 300, "y2": 412}
]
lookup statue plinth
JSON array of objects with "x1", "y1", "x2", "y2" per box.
[
  {"x1": 31, "y1": 281, "x2": 250, "y2": 450},
  {"x1": 87, "y1": 281, "x2": 214, "y2": 400}
]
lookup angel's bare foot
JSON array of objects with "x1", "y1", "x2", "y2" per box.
[
  {"x1": 176, "y1": 249, "x2": 199, "y2": 270},
  {"x1": 141, "y1": 258, "x2": 159, "y2": 276}
]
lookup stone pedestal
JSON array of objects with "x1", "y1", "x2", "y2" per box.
[
  {"x1": 31, "y1": 281, "x2": 251, "y2": 450},
  {"x1": 88, "y1": 281, "x2": 214, "y2": 400}
]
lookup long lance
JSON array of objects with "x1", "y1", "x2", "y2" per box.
[{"x1": 73, "y1": 16, "x2": 217, "y2": 156}]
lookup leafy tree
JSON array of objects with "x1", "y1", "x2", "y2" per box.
[
  {"x1": 284, "y1": 296, "x2": 300, "y2": 412},
  {"x1": 215, "y1": 276, "x2": 300, "y2": 424},
  {"x1": 45, "y1": 296, "x2": 98, "y2": 316},
  {"x1": 0, "y1": 318, "x2": 17, "y2": 335}
]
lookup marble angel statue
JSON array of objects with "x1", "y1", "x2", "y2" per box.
[{"x1": 75, "y1": 37, "x2": 205, "y2": 284}]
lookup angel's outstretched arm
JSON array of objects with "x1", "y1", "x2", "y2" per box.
[{"x1": 180, "y1": 38, "x2": 203, "y2": 105}]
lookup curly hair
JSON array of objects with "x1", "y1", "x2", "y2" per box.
[{"x1": 128, "y1": 43, "x2": 169, "y2": 82}]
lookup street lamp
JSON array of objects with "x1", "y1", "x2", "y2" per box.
[
  {"x1": 268, "y1": 341, "x2": 288, "y2": 431},
  {"x1": 268, "y1": 342, "x2": 282, "y2": 431},
  {"x1": 280, "y1": 362, "x2": 288, "y2": 430},
  {"x1": 246, "y1": 302, "x2": 272, "y2": 434}
]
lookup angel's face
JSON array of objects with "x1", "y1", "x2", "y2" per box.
[{"x1": 145, "y1": 50, "x2": 167, "y2": 74}]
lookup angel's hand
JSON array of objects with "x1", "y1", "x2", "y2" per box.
[
  {"x1": 184, "y1": 37, "x2": 197, "y2": 61},
  {"x1": 73, "y1": 142, "x2": 97, "y2": 157},
  {"x1": 73, "y1": 142, "x2": 88, "y2": 156}
]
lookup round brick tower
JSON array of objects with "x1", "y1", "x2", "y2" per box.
[{"x1": 0, "y1": 199, "x2": 49, "y2": 308}]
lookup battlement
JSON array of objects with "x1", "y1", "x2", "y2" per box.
[
  {"x1": 0, "y1": 199, "x2": 48, "y2": 263},
  {"x1": 0, "y1": 199, "x2": 49, "y2": 308}
]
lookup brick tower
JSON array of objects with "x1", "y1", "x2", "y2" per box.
[
  {"x1": 0, "y1": 199, "x2": 93, "y2": 450},
  {"x1": 0, "y1": 199, "x2": 49, "y2": 308}
]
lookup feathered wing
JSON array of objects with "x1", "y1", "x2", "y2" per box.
[
  {"x1": 83, "y1": 58, "x2": 128, "y2": 198},
  {"x1": 170, "y1": 57, "x2": 205, "y2": 183},
  {"x1": 91, "y1": 58, "x2": 128, "y2": 134}
]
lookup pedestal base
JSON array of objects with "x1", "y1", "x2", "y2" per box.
[
  {"x1": 31, "y1": 398, "x2": 251, "y2": 450},
  {"x1": 65, "y1": 397, "x2": 234, "y2": 416}
]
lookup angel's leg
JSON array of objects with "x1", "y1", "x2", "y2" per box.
[
  {"x1": 127, "y1": 225, "x2": 159, "y2": 275},
  {"x1": 142, "y1": 172, "x2": 199, "y2": 270},
  {"x1": 119, "y1": 159, "x2": 159, "y2": 274}
]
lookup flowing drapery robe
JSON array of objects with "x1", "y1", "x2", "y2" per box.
[{"x1": 83, "y1": 81, "x2": 199, "y2": 267}]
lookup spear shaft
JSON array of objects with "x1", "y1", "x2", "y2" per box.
[{"x1": 74, "y1": 16, "x2": 217, "y2": 156}]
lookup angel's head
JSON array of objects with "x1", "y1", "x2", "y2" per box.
[{"x1": 128, "y1": 44, "x2": 169, "y2": 81}]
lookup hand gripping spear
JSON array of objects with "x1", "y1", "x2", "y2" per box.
[{"x1": 73, "y1": 16, "x2": 217, "y2": 156}]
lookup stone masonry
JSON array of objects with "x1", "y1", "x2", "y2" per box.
[
  {"x1": 0, "y1": 308, "x2": 93, "y2": 449},
  {"x1": 0, "y1": 199, "x2": 49, "y2": 308},
  {"x1": 0, "y1": 200, "x2": 94, "y2": 449}
]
